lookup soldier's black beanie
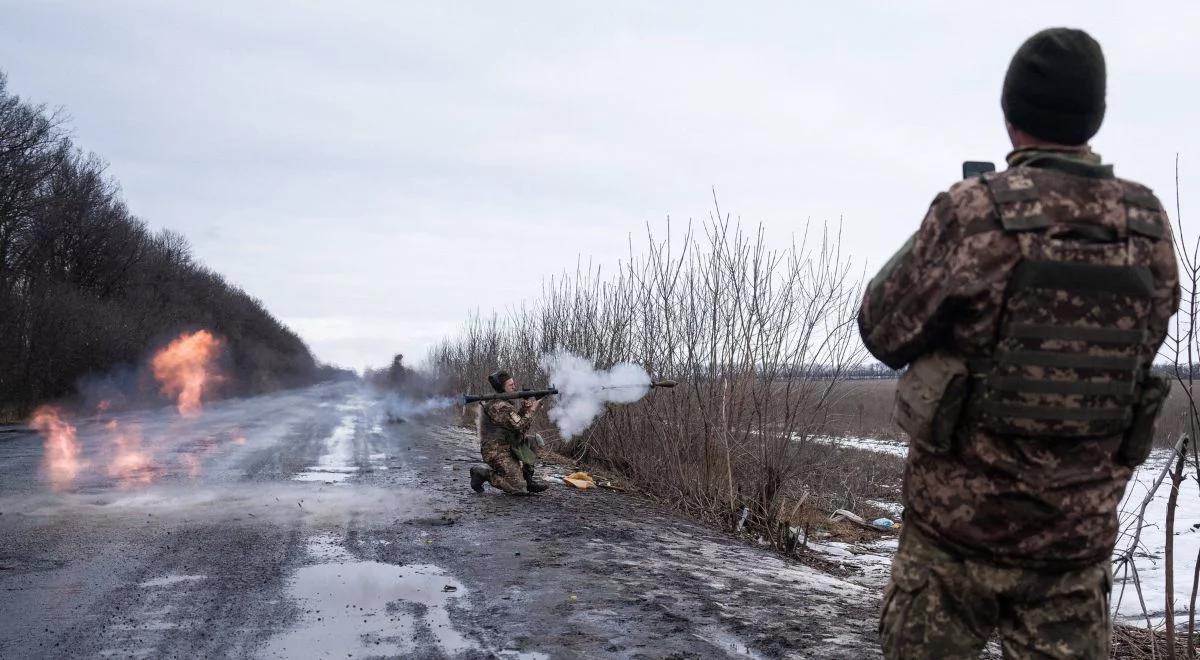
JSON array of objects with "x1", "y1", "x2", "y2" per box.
[
  {"x1": 1002, "y1": 28, "x2": 1106, "y2": 145},
  {"x1": 488, "y1": 370, "x2": 511, "y2": 393}
]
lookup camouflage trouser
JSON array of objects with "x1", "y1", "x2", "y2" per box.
[
  {"x1": 880, "y1": 525, "x2": 1111, "y2": 659},
  {"x1": 480, "y1": 439, "x2": 529, "y2": 495}
]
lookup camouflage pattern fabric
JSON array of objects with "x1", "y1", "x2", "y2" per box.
[
  {"x1": 858, "y1": 146, "x2": 1179, "y2": 569},
  {"x1": 480, "y1": 437, "x2": 529, "y2": 495},
  {"x1": 477, "y1": 399, "x2": 536, "y2": 495},
  {"x1": 881, "y1": 525, "x2": 1111, "y2": 660}
]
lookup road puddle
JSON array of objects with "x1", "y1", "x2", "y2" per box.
[{"x1": 261, "y1": 535, "x2": 477, "y2": 658}]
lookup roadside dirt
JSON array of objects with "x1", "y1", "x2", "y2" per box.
[{"x1": 362, "y1": 419, "x2": 888, "y2": 658}]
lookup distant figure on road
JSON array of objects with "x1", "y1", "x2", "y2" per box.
[
  {"x1": 470, "y1": 370, "x2": 549, "y2": 495},
  {"x1": 859, "y1": 28, "x2": 1179, "y2": 659}
]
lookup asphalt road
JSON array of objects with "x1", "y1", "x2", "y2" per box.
[{"x1": 0, "y1": 382, "x2": 882, "y2": 659}]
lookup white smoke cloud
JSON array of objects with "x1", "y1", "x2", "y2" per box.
[{"x1": 538, "y1": 350, "x2": 651, "y2": 439}]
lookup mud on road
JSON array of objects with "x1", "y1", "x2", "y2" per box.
[{"x1": 0, "y1": 383, "x2": 885, "y2": 659}]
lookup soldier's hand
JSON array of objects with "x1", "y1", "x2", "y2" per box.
[{"x1": 526, "y1": 398, "x2": 541, "y2": 412}]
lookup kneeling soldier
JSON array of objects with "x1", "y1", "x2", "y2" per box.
[{"x1": 470, "y1": 370, "x2": 549, "y2": 495}]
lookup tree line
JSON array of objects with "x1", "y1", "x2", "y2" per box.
[{"x1": 0, "y1": 72, "x2": 322, "y2": 419}]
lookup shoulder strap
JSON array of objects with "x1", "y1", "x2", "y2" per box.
[
  {"x1": 1118, "y1": 180, "x2": 1168, "y2": 240},
  {"x1": 983, "y1": 171, "x2": 1051, "y2": 232}
]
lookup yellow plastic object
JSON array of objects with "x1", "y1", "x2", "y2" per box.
[{"x1": 562, "y1": 471, "x2": 595, "y2": 489}]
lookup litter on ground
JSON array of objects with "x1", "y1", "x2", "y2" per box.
[{"x1": 562, "y1": 472, "x2": 595, "y2": 489}]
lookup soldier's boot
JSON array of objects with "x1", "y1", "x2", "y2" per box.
[
  {"x1": 523, "y1": 464, "x2": 549, "y2": 494},
  {"x1": 469, "y1": 466, "x2": 490, "y2": 493}
]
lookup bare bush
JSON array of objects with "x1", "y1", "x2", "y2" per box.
[
  {"x1": 1114, "y1": 156, "x2": 1200, "y2": 657},
  {"x1": 431, "y1": 205, "x2": 865, "y2": 545}
]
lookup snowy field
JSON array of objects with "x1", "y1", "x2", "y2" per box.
[
  {"x1": 1113, "y1": 445, "x2": 1199, "y2": 630},
  {"x1": 809, "y1": 435, "x2": 908, "y2": 458},
  {"x1": 814, "y1": 435, "x2": 1198, "y2": 631}
]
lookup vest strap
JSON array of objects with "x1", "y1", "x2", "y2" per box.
[
  {"x1": 1008, "y1": 260, "x2": 1155, "y2": 298},
  {"x1": 1005, "y1": 323, "x2": 1147, "y2": 344},
  {"x1": 984, "y1": 174, "x2": 1048, "y2": 232},
  {"x1": 1120, "y1": 183, "x2": 1167, "y2": 239},
  {"x1": 986, "y1": 375, "x2": 1136, "y2": 397},
  {"x1": 983, "y1": 401, "x2": 1132, "y2": 422},
  {"x1": 1128, "y1": 217, "x2": 1166, "y2": 240},
  {"x1": 993, "y1": 350, "x2": 1141, "y2": 371}
]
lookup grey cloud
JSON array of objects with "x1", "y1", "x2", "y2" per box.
[{"x1": 2, "y1": 1, "x2": 1197, "y2": 369}]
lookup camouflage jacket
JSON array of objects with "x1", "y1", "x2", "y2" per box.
[
  {"x1": 477, "y1": 399, "x2": 538, "y2": 465},
  {"x1": 858, "y1": 147, "x2": 1179, "y2": 569}
]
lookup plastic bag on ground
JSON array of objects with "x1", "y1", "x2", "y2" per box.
[{"x1": 562, "y1": 471, "x2": 595, "y2": 489}]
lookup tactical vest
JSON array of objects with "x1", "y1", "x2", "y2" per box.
[
  {"x1": 970, "y1": 171, "x2": 1165, "y2": 439},
  {"x1": 477, "y1": 401, "x2": 538, "y2": 464}
]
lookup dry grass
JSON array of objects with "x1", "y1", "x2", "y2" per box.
[
  {"x1": 822, "y1": 379, "x2": 901, "y2": 440},
  {"x1": 1154, "y1": 380, "x2": 1200, "y2": 447},
  {"x1": 1111, "y1": 623, "x2": 1193, "y2": 659}
]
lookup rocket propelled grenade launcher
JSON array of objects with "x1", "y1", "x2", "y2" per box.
[
  {"x1": 464, "y1": 388, "x2": 558, "y2": 405},
  {"x1": 463, "y1": 379, "x2": 678, "y2": 405}
]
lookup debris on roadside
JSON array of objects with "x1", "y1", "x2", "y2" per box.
[
  {"x1": 562, "y1": 472, "x2": 595, "y2": 489},
  {"x1": 828, "y1": 509, "x2": 866, "y2": 525},
  {"x1": 828, "y1": 508, "x2": 900, "y2": 534}
]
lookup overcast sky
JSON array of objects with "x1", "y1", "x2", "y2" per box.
[{"x1": 2, "y1": 2, "x2": 1198, "y2": 370}]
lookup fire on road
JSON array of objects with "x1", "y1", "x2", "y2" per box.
[{"x1": 0, "y1": 382, "x2": 883, "y2": 659}]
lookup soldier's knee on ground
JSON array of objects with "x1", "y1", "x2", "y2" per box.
[
  {"x1": 480, "y1": 439, "x2": 529, "y2": 495},
  {"x1": 487, "y1": 462, "x2": 529, "y2": 495}
]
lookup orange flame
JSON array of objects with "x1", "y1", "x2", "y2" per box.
[
  {"x1": 106, "y1": 421, "x2": 156, "y2": 489},
  {"x1": 30, "y1": 406, "x2": 87, "y2": 492},
  {"x1": 151, "y1": 330, "x2": 224, "y2": 417}
]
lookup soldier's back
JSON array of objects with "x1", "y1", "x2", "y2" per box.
[{"x1": 903, "y1": 154, "x2": 1179, "y2": 569}]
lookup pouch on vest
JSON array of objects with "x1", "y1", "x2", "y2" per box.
[
  {"x1": 1117, "y1": 374, "x2": 1171, "y2": 468},
  {"x1": 510, "y1": 441, "x2": 538, "y2": 466},
  {"x1": 895, "y1": 353, "x2": 970, "y2": 454}
]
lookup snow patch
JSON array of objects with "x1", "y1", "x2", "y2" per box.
[
  {"x1": 293, "y1": 414, "x2": 359, "y2": 483},
  {"x1": 139, "y1": 574, "x2": 206, "y2": 588}
]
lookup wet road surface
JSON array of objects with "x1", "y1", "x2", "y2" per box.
[{"x1": 0, "y1": 382, "x2": 881, "y2": 658}]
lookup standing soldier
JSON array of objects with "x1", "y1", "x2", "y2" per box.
[
  {"x1": 469, "y1": 370, "x2": 549, "y2": 495},
  {"x1": 860, "y1": 28, "x2": 1179, "y2": 658}
]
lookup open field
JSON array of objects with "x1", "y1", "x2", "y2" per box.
[{"x1": 821, "y1": 380, "x2": 901, "y2": 441}]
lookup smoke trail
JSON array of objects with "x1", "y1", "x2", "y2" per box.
[
  {"x1": 382, "y1": 393, "x2": 457, "y2": 420},
  {"x1": 538, "y1": 350, "x2": 651, "y2": 439}
]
